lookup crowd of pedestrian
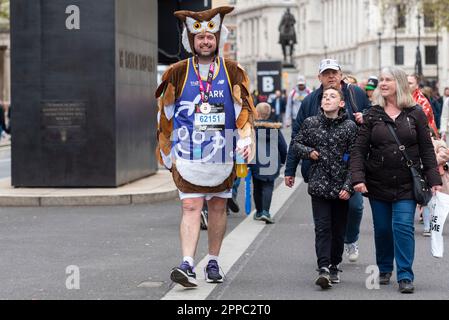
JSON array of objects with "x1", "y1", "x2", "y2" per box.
[{"x1": 155, "y1": 5, "x2": 448, "y2": 296}]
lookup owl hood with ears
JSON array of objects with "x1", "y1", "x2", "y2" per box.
[{"x1": 174, "y1": 6, "x2": 234, "y2": 55}]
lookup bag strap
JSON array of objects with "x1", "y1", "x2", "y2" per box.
[
  {"x1": 385, "y1": 122, "x2": 414, "y2": 168},
  {"x1": 347, "y1": 84, "x2": 359, "y2": 114}
]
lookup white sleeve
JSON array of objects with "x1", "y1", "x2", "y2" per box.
[{"x1": 285, "y1": 90, "x2": 294, "y2": 122}]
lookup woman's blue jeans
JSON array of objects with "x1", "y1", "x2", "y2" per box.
[
  {"x1": 344, "y1": 192, "x2": 364, "y2": 244},
  {"x1": 369, "y1": 198, "x2": 416, "y2": 282}
]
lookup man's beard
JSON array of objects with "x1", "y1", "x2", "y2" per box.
[{"x1": 197, "y1": 50, "x2": 216, "y2": 60}]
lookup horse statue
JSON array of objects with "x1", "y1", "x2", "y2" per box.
[{"x1": 279, "y1": 8, "x2": 297, "y2": 65}]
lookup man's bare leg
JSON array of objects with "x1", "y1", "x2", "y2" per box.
[
  {"x1": 180, "y1": 197, "x2": 204, "y2": 258},
  {"x1": 170, "y1": 197, "x2": 204, "y2": 288},
  {"x1": 206, "y1": 197, "x2": 227, "y2": 256},
  {"x1": 204, "y1": 196, "x2": 227, "y2": 283}
]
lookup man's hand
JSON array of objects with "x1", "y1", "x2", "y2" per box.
[
  {"x1": 285, "y1": 176, "x2": 295, "y2": 188},
  {"x1": 236, "y1": 145, "x2": 251, "y2": 161},
  {"x1": 354, "y1": 183, "x2": 368, "y2": 193},
  {"x1": 354, "y1": 112, "x2": 364, "y2": 124},
  {"x1": 432, "y1": 185, "x2": 442, "y2": 195},
  {"x1": 309, "y1": 150, "x2": 319, "y2": 160}
]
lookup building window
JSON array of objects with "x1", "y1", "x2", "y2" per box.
[
  {"x1": 424, "y1": 8, "x2": 435, "y2": 28},
  {"x1": 396, "y1": 5, "x2": 406, "y2": 28},
  {"x1": 394, "y1": 46, "x2": 404, "y2": 65},
  {"x1": 425, "y1": 46, "x2": 437, "y2": 64}
]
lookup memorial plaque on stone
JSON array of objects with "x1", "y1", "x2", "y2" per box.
[
  {"x1": 10, "y1": 0, "x2": 158, "y2": 187},
  {"x1": 41, "y1": 101, "x2": 87, "y2": 145}
]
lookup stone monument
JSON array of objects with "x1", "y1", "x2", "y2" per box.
[
  {"x1": 279, "y1": 8, "x2": 297, "y2": 67},
  {"x1": 10, "y1": 0, "x2": 158, "y2": 187}
]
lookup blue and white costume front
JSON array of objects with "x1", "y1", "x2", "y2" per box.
[{"x1": 171, "y1": 57, "x2": 238, "y2": 187}]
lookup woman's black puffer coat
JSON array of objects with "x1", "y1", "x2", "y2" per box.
[{"x1": 350, "y1": 105, "x2": 441, "y2": 202}]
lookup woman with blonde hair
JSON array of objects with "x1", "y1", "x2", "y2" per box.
[{"x1": 350, "y1": 67, "x2": 442, "y2": 294}]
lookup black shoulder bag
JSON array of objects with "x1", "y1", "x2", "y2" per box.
[
  {"x1": 347, "y1": 84, "x2": 359, "y2": 114},
  {"x1": 385, "y1": 122, "x2": 432, "y2": 206}
]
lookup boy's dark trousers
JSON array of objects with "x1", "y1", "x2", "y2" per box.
[
  {"x1": 252, "y1": 178, "x2": 275, "y2": 213},
  {"x1": 311, "y1": 196, "x2": 349, "y2": 269}
]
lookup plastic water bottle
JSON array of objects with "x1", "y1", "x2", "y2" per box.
[{"x1": 235, "y1": 153, "x2": 248, "y2": 178}]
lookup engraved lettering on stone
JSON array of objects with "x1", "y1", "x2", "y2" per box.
[{"x1": 118, "y1": 49, "x2": 155, "y2": 73}]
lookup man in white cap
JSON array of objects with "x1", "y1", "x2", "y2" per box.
[
  {"x1": 285, "y1": 59, "x2": 370, "y2": 274},
  {"x1": 285, "y1": 75, "x2": 311, "y2": 127}
]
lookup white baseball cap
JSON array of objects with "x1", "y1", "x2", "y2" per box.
[
  {"x1": 297, "y1": 75, "x2": 306, "y2": 85},
  {"x1": 319, "y1": 59, "x2": 341, "y2": 74}
]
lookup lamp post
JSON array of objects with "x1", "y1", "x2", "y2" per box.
[
  {"x1": 415, "y1": 14, "x2": 423, "y2": 77},
  {"x1": 324, "y1": 45, "x2": 328, "y2": 58},
  {"x1": 377, "y1": 31, "x2": 382, "y2": 73},
  {"x1": 394, "y1": 25, "x2": 398, "y2": 64},
  {"x1": 436, "y1": 29, "x2": 439, "y2": 86}
]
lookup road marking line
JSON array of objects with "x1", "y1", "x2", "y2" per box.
[{"x1": 161, "y1": 178, "x2": 303, "y2": 300}]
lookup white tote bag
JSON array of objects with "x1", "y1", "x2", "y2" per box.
[{"x1": 428, "y1": 192, "x2": 449, "y2": 258}]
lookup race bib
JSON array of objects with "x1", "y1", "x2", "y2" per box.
[{"x1": 194, "y1": 103, "x2": 225, "y2": 131}]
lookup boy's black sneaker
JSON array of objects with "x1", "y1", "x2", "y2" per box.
[
  {"x1": 315, "y1": 267, "x2": 332, "y2": 289},
  {"x1": 329, "y1": 264, "x2": 342, "y2": 284},
  {"x1": 205, "y1": 260, "x2": 224, "y2": 283},
  {"x1": 227, "y1": 197, "x2": 240, "y2": 213},
  {"x1": 170, "y1": 261, "x2": 198, "y2": 288}
]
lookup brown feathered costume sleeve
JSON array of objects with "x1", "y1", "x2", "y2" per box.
[{"x1": 154, "y1": 60, "x2": 188, "y2": 169}]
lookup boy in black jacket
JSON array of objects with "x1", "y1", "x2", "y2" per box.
[{"x1": 290, "y1": 87, "x2": 357, "y2": 289}]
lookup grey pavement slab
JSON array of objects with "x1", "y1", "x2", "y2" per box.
[{"x1": 0, "y1": 170, "x2": 177, "y2": 207}]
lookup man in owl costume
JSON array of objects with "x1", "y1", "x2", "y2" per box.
[{"x1": 155, "y1": 6, "x2": 256, "y2": 287}]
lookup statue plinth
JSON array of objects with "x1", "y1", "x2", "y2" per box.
[
  {"x1": 10, "y1": 0, "x2": 158, "y2": 187},
  {"x1": 282, "y1": 62, "x2": 295, "y2": 68}
]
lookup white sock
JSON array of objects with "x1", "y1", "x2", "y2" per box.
[
  {"x1": 207, "y1": 255, "x2": 219, "y2": 263},
  {"x1": 183, "y1": 256, "x2": 194, "y2": 267}
]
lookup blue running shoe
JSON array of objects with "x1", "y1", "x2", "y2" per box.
[
  {"x1": 205, "y1": 260, "x2": 223, "y2": 283},
  {"x1": 170, "y1": 261, "x2": 198, "y2": 288},
  {"x1": 260, "y1": 210, "x2": 275, "y2": 224},
  {"x1": 254, "y1": 211, "x2": 263, "y2": 221}
]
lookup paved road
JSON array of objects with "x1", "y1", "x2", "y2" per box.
[
  {"x1": 210, "y1": 181, "x2": 449, "y2": 300},
  {"x1": 0, "y1": 187, "x2": 250, "y2": 300},
  {"x1": 1, "y1": 172, "x2": 448, "y2": 300}
]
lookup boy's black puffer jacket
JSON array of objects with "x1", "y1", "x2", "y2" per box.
[{"x1": 291, "y1": 110, "x2": 357, "y2": 199}]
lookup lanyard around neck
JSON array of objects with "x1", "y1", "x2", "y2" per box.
[{"x1": 194, "y1": 56, "x2": 216, "y2": 104}]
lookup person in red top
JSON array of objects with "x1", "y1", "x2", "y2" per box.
[{"x1": 407, "y1": 74, "x2": 439, "y2": 138}]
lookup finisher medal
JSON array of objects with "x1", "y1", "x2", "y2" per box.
[{"x1": 200, "y1": 102, "x2": 211, "y2": 114}]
